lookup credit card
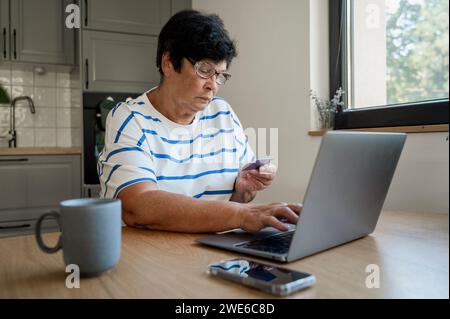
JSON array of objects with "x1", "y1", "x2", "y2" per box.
[{"x1": 242, "y1": 158, "x2": 272, "y2": 171}]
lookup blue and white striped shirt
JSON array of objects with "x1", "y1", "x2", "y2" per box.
[{"x1": 98, "y1": 89, "x2": 255, "y2": 201}]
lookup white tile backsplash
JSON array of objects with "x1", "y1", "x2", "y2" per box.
[
  {"x1": 0, "y1": 65, "x2": 11, "y2": 85},
  {"x1": 16, "y1": 128, "x2": 34, "y2": 147},
  {"x1": 34, "y1": 87, "x2": 57, "y2": 107},
  {"x1": 34, "y1": 66, "x2": 56, "y2": 87},
  {"x1": 11, "y1": 86, "x2": 34, "y2": 107},
  {"x1": 57, "y1": 88, "x2": 72, "y2": 108},
  {"x1": 57, "y1": 128, "x2": 72, "y2": 147},
  {"x1": 0, "y1": 128, "x2": 9, "y2": 147},
  {"x1": 71, "y1": 89, "x2": 82, "y2": 108},
  {"x1": 35, "y1": 107, "x2": 56, "y2": 128},
  {"x1": 71, "y1": 128, "x2": 81, "y2": 147},
  {"x1": 1, "y1": 63, "x2": 80, "y2": 147},
  {"x1": 12, "y1": 85, "x2": 33, "y2": 98},
  {"x1": 0, "y1": 107, "x2": 9, "y2": 128},
  {"x1": 56, "y1": 108, "x2": 72, "y2": 128},
  {"x1": 56, "y1": 72, "x2": 71, "y2": 88},
  {"x1": 70, "y1": 109, "x2": 81, "y2": 128},
  {"x1": 12, "y1": 66, "x2": 34, "y2": 86},
  {"x1": 15, "y1": 106, "x2": 35, "y2": 128},
  {"x1": 35, "y1": 128, "x2": 57, "y2": 147}
]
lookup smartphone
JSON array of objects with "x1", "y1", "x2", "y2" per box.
[
  {"x1": 208, "y1": 258, "x2": 315, "y2": 296},
  {"x1": 242, "y1": 158, "x2": 272, "y2": 171}
]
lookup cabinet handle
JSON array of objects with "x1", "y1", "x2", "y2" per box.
[
  {"x1": 2, "y1": 28, "x2": 6, "y2": 59},
  {"x1": 13, "y1": 29, "x2": 17, "y2": 59},
  {"x1": 85, "y1": 59, "x2": 89, "y2": 90},
  {"x1": 0, "y1": 158, "x2": 29, "y2": 162},
  {"x1": 84, "y1": 0, "x2": 88, "y2": 27},
  {"x1": 0, "y1": 224, "x2": 31, "y2": 230}
]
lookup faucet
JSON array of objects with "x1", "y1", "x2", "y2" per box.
[{"x1": 7, "y1": 96, "x2": 36, "y2": 148}]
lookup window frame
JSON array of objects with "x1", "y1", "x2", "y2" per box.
[{"x1": 329, "y1": 0, "x2": 449, "y2": 130}]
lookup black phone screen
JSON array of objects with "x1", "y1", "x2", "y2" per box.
[{"x1": 210, "y1": 258, "x2": 311, "y2": 285}]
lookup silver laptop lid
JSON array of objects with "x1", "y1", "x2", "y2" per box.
[{"x1": 287, "y1": 131, "x2": 406, "y2": 262}]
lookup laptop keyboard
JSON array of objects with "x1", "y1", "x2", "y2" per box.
[{"x1": 235, "y1": 231, "x2": 294, "y2": 255}]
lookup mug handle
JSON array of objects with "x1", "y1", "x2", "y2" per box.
[{"x1": 35, "y1": 211, "x2": 62, "y2": 254}]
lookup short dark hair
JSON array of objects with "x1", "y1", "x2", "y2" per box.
[{"x1": 156, "y1": 10, "x2": 237, "y2": 76}]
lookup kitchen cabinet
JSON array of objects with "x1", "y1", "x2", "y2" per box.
[
  {"x1": 83, "y1": 0, "x2": 171, "y2": 36},
  {"x1": 0, "y1": 217, "x2": 58, "y2": 238},
  {"x1": 0, "y1": 154, "x2": 81, "y2": 236},
  {"x1": 1, "y1": 0, "x2": 9, "y2": 61},
  {"x1": 82, "y1": 30, "x2": 159, "y2": 93},
  {"x1": 81, "y1": 0, "x2": 191, "y2": 93},
  {"x1": 1, "y1": 0, "x2": 75, "y2": 64}
]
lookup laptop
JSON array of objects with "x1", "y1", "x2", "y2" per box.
[{"x1": 197, "y1": 131, "x2": 407, "y2": 262}]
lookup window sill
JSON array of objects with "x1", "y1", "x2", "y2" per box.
[{"x1": 308, "y1": 124, "x2": 449, "y2": 137}]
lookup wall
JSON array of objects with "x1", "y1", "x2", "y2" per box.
[
  {"x1": 310, "y1": 0, "x2": 330, "y2": 129},
  {"x1": 385, "y1": 133, "x2": 449, "y2": 214},
  {"x1": 193, "y1": 0, "x2": 449, "y2": 214},
  {"x1": 193, "y1": 0, "x2": 320, "y2": 206},
  {"x1": 0, "y1": 62, "x2": 81, "y2": 148}
]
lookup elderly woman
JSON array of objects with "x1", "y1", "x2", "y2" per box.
[{"x1": 98, "y1": 10, "x2": 301, "y2": 233}]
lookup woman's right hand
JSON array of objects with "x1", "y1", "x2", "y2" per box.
[{"x1": 238, "y1": 202, "x2": 302, "y2": 233}]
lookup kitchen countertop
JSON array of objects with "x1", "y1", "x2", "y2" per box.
[{"x1": 0, "y1": 147, "x2": 82, "y2": 156}]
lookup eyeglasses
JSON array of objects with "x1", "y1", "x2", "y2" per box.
[{"x1": 186, "y1": 58, "x2": 232, "y2": 85}]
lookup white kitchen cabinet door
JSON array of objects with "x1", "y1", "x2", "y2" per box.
[
  {"x1": 0, "y1": 154, "x2": 81, "y2": 222},
  {"x1": 0, "y1": 0, "x2": 9, "y2": 61},
  {"x1": 82, "y1": 30, "x2": 159, "y2": 93},
  {"x1": 9, "y1": 0, "x2": 75, "y2": 64},
  {"x1": 83, "y1": 0, "x2": 171, "y2": 36}
]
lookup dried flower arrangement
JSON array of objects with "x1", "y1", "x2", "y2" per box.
[{"x1": 310, "y1": 88, "x2": 345, "y2": 130}]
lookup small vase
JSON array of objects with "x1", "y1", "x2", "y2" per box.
[{"x1": 318, "y1": 110, "x2": 335, "y2": 130}]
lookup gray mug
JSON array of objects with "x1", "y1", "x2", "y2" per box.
[{"x1": 35, "y1": 198, "x2": 122, "y2": 276}]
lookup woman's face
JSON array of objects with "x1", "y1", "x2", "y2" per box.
[{"x1": 166, "y1": 56, "x2": 228, "y2": 115}]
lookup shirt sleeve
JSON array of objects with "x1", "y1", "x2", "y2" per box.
[
  {"x1": 98, "y1": 106, "x2": 157, "y2": 199},
  {"x1": 228, "y1": 106, "x2": 256, "y2": 168}
]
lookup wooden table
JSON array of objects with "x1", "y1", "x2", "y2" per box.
[{"x1": 0, "y1": 211, "x2": 448, "y2": 299}]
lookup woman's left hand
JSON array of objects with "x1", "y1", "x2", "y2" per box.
[{"x1": 233, "y1": 163, "x2": 278, "y2": 197}]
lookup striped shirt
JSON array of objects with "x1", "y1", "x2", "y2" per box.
[{"x1": 98, "y1": 89, "x2": 256, "y2": 201}]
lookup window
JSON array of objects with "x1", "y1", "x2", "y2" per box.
[{"x1": 330, "y1": 0, "x2": 449, "y2": 129}]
